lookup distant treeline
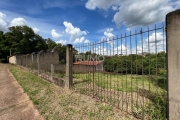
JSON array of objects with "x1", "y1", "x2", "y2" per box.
[{"x1": 103, "y1": 52, "x2": 166, "y2": 75}]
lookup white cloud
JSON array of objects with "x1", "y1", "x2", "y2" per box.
[
  {"x1": 73, "y1": 37, "x2": 89, "y2": 44},
  {"x1": 117, "y1": 44, "x2": 126, "y2": 51},
  {"x1": 85, "y1": 0, "x2": 176, "y2": 28},
  {"x1": 56, "y1": 39, "x2": 66, "y2": 45},
  {"x1": 85, "y1": 0, "x2": 120, "y2": 10},
  {"x1": 0, "y1": 13, "x2": 28, "y2": 32},
  {"x1": 135, "y1": 32, "x2": 166, "y2": 54},
  {"x1": 84, "y1": 39, "x2": 90, "y2": 44},
  {"x1": 0, "y1": 12, "x2": 8, "y2": 32},
  {"x1": 51, "y1": 29, "x2": 62, "y2": 39},
  {"x1": 112, "y1": 6, "x2": 118, "y2": 11},
  {"x1": 63, "y1": 21, "x2": 88, "y2": 42},
  {"x1": 113, "y1": 0, "x2": 174, "y2": 28},
  {"x1": 103, "y1": 28, "x2": 114, "y2": 47},
  {"x1": 74, "y1": 37, "x2": 84, "y2": 43},
  {"x1": 104, "y1": 28, "x2": 114, "y2": 38},
  {"x1": 94, "y1": 43, "x2": 127, "y2": 56},
  {"x1": 147, "y1": 32, "x2": 163, "y2": 43},
  {"x1": 33, "y1": 28, "x2": 40, "y2": 34},
  {"x1": 173, "y1": 1, "x2": 180, "y2": 9},
  {"x1": 74, "y1": 37, "x2": 85, "y2": 44},
  {"x1": 9, "y1": 17, "x2": 27, "y2": 27},
  {"x1": 94, "y1": 46, "x2": 106, "y2": 55}
]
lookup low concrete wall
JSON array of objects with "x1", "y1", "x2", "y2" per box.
[
  {"x1": 73, "y1": 64, "x2": 94, "y2": 73},
  {"x1": 9, "y1": 56, "x2": 17, "y2": 64}
]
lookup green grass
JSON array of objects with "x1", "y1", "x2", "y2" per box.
[
  {"x1": 72, "y1": 72, "x2": 167, "y2": 120},
  {"x1": 30, "y1": 67, "x2": 65, "y2": 79},
  {"x1": 73, "y1": 72, "x2": 166, "y2": 94},
  {"x1": 9, "y1": 66, "x2": 135, "y2": 120}
]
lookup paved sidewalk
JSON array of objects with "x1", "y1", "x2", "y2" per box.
[{"x1": 0, "y1": 64, "x2": 43, "y2": 120}]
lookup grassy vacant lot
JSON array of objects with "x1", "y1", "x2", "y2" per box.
[
  {"x1": 73, "y1": 72, "x2": 166, "y2": 94},
  {"x1": 9, "y1": 66, "x2": 136, "y2": 120},
  {"x1": 72, "y1": 73, "x2": 167, "y2": 120}
]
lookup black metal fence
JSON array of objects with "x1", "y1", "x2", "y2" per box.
[{"x1": 72, "y1": 23, "x2": 167, "y2": 119}]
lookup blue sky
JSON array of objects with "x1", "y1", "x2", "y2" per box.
[{"x1": 0, "y1": 0, "x2": 179, "y2": 48}]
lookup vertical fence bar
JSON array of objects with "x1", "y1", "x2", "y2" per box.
[
  {"x1": 155, "y1": 24, "x2": 158, "y2": 95},
  {"x1": 79, "y1": 44, "x2": 82, "y2": 92},
  {"x1": 121, "y1": 34, "x2": 124, "y2": 110},
  {"x1": 113, "y1": 36, "x2": 116, "y2": 106},
  {"x1": 148, "y1": 26, "x2": 151, "y2": 93},
  {"x1": 92, "y1": 42, "x2": 95, "y2": 98},
  {"x1": 135, "y1": 30, "x2": 139, "y2": 113},
  {"x1": 166, "y1": 10, "x2": 180, "y2": 120},
  {"x1": 130, "y1": 31, "x2": 133, "y2": 112},
  {"x1": 125, "y1": 32, "x2": 128, "y2": 111},
  {"x1": 110, "y1": 38, "x2": 112, "y2": 104},
  {"x1": 141, "y1": 28, "x2": 145, "y2": 119},
  {"x1": 162, "y1": 23, "x2": 167, "y2": 119},
  {"x1": 105, "y1": 39, "x2": 107, "y2": 102},
  {"x1": 100, "y1": 41, "x2": 103, "y2": 102},
  {"x1": 90, "y1": 43, "x2": 92, "y2": 96},
  {"x1": 117, "y1": 35, "x2": 120, "y2": 108},
  {"x1": 88, "y1": 43, "x2": 90, "y2": 95},
  {"x1": 103, "y1": 39, "x2": 105, "y2": 102}
]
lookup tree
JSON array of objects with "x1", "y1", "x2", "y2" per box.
[
  {"x1": 32, "y1": 34, "x2": 48, "y2": 52},
  {"x1": 46, "y1": 38, "x2": 57, "y2": 51},
  {"x1": 0, "y1": 31, "x2": 9, "y2": 62},
  {"x1": 56, "y1": 43, "x2": 66, "y2": 63},
  {"x1": 0, "y1": 25, "x2": 49, "y2": 62}
]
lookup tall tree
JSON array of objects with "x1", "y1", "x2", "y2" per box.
[
  {"x1": 46, "y1": 38, "x2": 57, "y2": 51},
  {"x1": 56, "y1": 43, "x2": 66, "y2": 63}
]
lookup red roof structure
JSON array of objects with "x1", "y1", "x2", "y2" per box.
[{"x1": 73, "y1": 61, "x2": 102, "y2": 65}]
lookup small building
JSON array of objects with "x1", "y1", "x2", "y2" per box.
[{"x1": 73, "y1": 61, "x2": 103, "y2": 73}]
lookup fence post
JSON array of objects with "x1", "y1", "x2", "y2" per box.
[
  {"x1": 26, "y1": 54, "x2": 29, "y2": 68},
  {"x1": 31, "y1": 52, "x2": 34, "y2": 70},
  {"x1": 51, "y1": 64, "x2": 54, "y2": 81},
  {"x1": 166, "y1": 9, "x2": 180, "y2": 120},
  {"x1": 66, "y1": 44, "x2": 73, "y2": 88},
  {"x1": 37, "y1": 50, "x2": 43, "y2": 75}
]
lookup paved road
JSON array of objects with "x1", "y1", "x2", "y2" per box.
[{"x1": 0, "y1": 64, "x2": 43, "y2": 120}]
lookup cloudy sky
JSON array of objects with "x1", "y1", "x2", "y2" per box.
[{"x1": 0, "y1": 0, "x2": 179, "y2": 46}]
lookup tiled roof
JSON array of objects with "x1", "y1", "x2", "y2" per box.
[{"x1": 73, "y1": 61, "x2": 102, "y2": 65}]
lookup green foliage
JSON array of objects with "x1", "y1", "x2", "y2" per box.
[
  {"x1": 144, "y1": 95, "x2": 167, "y2": 120},
  {"x1": 46, "y1": 38, "x2": 56, "y2": 51},
  {"x1": 104, "y1": 52, "x2": 166, "y2": 76},
  {"x1": 0, "y1": 26, "x2": 47, "y2": 62},
  {"x1": 56, "y1": 43, "x2": 66, "y2": 63}
]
